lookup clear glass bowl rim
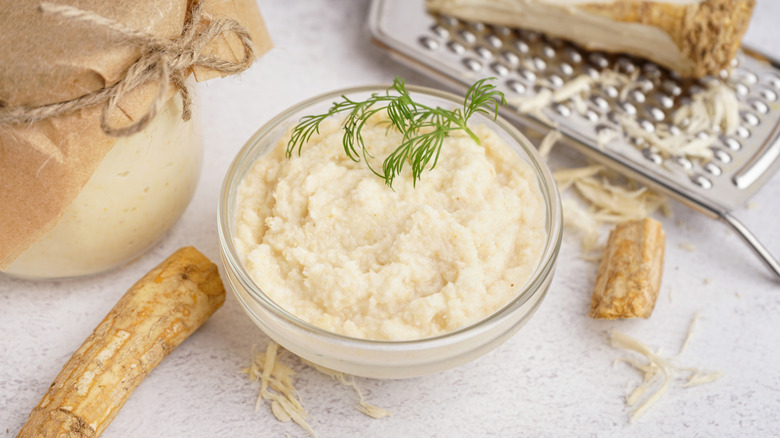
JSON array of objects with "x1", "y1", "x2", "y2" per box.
[{"x1": 218, "y1": 83, "x2": 563, "y2": 350}]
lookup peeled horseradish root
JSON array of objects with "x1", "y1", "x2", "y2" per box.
[
  {"x1": 16, "y1": 247, "x2": 226, "y2": 438},
  {"x1": 425, "y1": 0, "x2": 756, "y2": 79},
  {"x1": 590, "y1": 218, "x2": 666, "y2": 319}
]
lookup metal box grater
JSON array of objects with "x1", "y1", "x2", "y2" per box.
[{"x1": 368, "y1": 0, "x2": 780, "y2": 279}]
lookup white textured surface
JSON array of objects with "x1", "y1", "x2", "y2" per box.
[{"x1": 2, "y1": 1, "x2": 779, "y2": 437}]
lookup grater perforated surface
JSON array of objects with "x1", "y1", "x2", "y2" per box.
[
  {"x1": 369, "y1": 0, "x2": 780, "y2": 214},
  {"x1": 368, "y1": 0, "x2": 780, "y2": 277}
]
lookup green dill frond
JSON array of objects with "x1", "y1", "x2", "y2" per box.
[{"x1": 286, "y1": 77, "x2": 504, "y2": 187}]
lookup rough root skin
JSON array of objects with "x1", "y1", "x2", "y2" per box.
[
  {"x1": 582, "y1": 0, "x2": 755, "y2": 78},
  {"x1": 16, "y1": 247, "x2": 226, "y2": 438},
  {"x1": 590, "y1": 218, "x2": 666, "y2": 320}
]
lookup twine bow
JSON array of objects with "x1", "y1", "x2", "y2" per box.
[{"x1": 0, "y1": 1, "x2": 255, "y2": 137}]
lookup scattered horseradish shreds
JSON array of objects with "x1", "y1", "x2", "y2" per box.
[
  {"x1": 531, "y1": 98, "x2": 672, "y2": 258},
  {"x1": 300, "y1": 360, "x2": 392, "y2": 420},
  {"x1": 552, "y1": 163, "x2": 670, "y2": 256},
  {"x1": 244, "y1": 342, "x2": 316, "y2": 436},
  {"x1": 244, "y1": 342, "x2": 391, "y2": 437},
  {"x1": 508, "y1": 70, "x2": 741, "y2": 162},
  {"x1": 610, "y1": 313, "x2": 724, "y2": 422}
]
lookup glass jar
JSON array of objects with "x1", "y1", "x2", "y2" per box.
[{"x1": 5, "y1": 94, "x2": 202, "y2": 279}]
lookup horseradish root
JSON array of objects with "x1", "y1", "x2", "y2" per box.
[
  {"x1": 17, "y1": 246, "x2": 226, "y2": 438},
  {"x1": 590, "y1": 218, "x2": 665, "y2": 319},
  {"x1": 426, "y1": 0, "x2": 755, "y2": 78}
]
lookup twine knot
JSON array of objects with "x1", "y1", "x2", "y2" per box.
[{"x1": 0, "y1": 1, "x2": 255, "y2": 136}]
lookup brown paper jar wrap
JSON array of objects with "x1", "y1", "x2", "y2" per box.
[{"x1": 0, "y1": 0, "x2": 272, "y2": 270}]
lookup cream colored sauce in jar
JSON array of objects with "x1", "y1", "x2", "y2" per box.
[
  {"x1": 234, "y1": 114, "x2": 546, "y2": 341},
  {"x1": 5, "y1": 96, "x2": 201, "y2": 279}
]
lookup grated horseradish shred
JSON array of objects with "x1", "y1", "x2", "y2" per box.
[
  {"x1": 553, "y1": 164, "x2": 670, "y2": 256},
  {"x1": 301, "y1": 360, "x2": 392, "y2": 419},
  {"x1": 610, "y1": 313, "x2": 724, "y2": 422},
  {"x1": 538, "y1": 129, "x2": 562, "y2": 159},
  {"x1": 244, "y1": 342, "x2": 391, "y2": 436},
  {"x1": 245, "y1": 342, "x2": 317, "y2": 437},
  {"x1": 679, "y1": 242, "x2": 697, "y2": 252},
  {"x1": 509, "y1": 70, "x2": 742, "y2": 162}
]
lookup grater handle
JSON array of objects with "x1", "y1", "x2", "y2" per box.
[{"x1": 721, "y1": 213, "x2": 780, "y2": 281}]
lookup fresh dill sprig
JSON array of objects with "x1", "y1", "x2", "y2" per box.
[{"x1": 286, "y1": 77, "x2": 506, "y2": 187}]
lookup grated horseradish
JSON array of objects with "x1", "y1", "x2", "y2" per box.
[
  {"x1": 245, "y1": 342, "x2": 391, "y2": 437},
  {"x1": 610, "y1": 313, "x2": 724, "y2": 422},
  {"x1": 509, "y1": 72, "x2": 741, "y2": 162},
  {"x1": 234, "y1": 113, "x2": 547, "y2": 340}
]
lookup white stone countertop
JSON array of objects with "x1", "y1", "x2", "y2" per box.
[{"x1": 2, "y1": 1, "x2": 779, "y2": 437}]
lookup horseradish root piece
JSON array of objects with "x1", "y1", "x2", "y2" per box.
[
  {"x1": 17, "y1": 247, "x2": 226, "y2": 438},
  {"x1": 425, "y1": 0, "x2": 755, "y2": 78},
  {"x1": 590, "y1": 218, "x2": 665, "y2": 319}
]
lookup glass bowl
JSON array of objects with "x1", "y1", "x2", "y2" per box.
[{"x1": 218, "y1": 84, "x2": 562, "y2": 379}]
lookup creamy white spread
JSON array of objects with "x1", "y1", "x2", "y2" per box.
[
  {"x1": 5, "y1": 96, "x2": 201, "y2": 279},
  {"x1": 234, "y1": 115, "x2": 546, "y2": 341}
]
